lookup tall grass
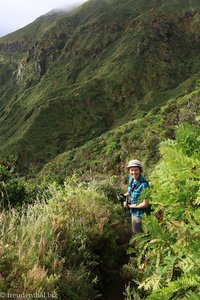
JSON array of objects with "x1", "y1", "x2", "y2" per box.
[{"x1": 0, "y1": 181, "x2": 115, "y2": 299}]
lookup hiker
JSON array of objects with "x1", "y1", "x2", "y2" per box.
[{"x1": 117, "y1": 159, "x2": 149, "y2": 234}]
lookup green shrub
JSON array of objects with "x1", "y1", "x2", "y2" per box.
[
  {"x1": 0, "y1": 179, "x2": 120, "y2": 299},
  {"x1": 125, "y1": 121, "x2": 200, "y2": 299}
]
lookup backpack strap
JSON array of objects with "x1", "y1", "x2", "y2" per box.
[{"x1": 130, "y1": 180, "x2": 148, "y2": 194}]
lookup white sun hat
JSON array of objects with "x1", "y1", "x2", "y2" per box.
[{"x1": 126, "y1": 159, "x2": 143, "y2": 171}]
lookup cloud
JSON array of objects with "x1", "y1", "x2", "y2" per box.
[{"x1": 0, "y1": 0, "x2": 87, "y2": 37}]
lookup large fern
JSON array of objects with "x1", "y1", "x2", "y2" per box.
[{"x1": 126, "y1": 121, "x2": 200, "y2": 299}]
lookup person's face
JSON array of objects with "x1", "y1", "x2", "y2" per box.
[{"x1": 129, "y1": 166, "x2": 141, "y2": 180}]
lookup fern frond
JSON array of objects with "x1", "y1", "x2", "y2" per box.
[
  {"x1": 184, "y1": 291, "x2": 200, "y2": 300},
  {"x1": 138, "y1": 273, "x2": 163, "y2": 291},
  {"x1": 147, "y1": 275, "x2": 200, "y2": 300}
]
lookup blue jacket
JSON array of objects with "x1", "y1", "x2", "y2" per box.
[{"x1": 128, "y1": 175, "x2": 149, "y2": 218}]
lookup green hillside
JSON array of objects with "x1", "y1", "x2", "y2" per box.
[
  {"x1": 0, "y1": 118, "x2": 199, "y2": 299},
  {"x1": 40, "y1": 77, "x2": 200, "y2": 181},
  {"x1": 0, "y1": 0, "x2": 200, "y2": 174},
  {"x1": 0, "y1": 1, "x2": 200, "y2": 297}
]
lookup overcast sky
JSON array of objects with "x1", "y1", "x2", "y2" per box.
[{"x1": 0, "y1": 0, "x2": 87, "y2": 37}]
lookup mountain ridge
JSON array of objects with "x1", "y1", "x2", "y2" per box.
[{"x1": 0, "y1": 0, "x2": 200, "y2": 173}]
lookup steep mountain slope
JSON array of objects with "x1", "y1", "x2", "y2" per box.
[
  {"x1": 0, "y1": 0, "x2": 200, "y2": 172},
  {"x1": 40, "y1": 78, "x2": 200, "y2": 181}
]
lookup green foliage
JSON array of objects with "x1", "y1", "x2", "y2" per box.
[
  {"x1": 1, "y1": 0, "x2": 200, "y2": 174},
  {"x1": 125, "y1": 122, "x2": 200, "y2": 299},
  {"x1": 0, "y1": 161, "x2": 27, "y2": 208},
  {"x1": 175, "y1": 123, "x2": 200, "y2": 158},
  {"x1": 106, "y1": 142, "x2": 119, "y2": 157},
  {"x1": 0, "y1": 160, "x2": 50, "y2": 209},
  {"x1": 41, "y1": 84, "x2": 200, "y2": 180},
  {"x1": 0, "y1": 179, "x2": 123, "y2": 298},
  {"x1": 0, "y1": 1, "x2": 200, "y2": 295}
]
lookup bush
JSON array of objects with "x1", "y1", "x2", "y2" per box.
[
  {"x1": 0, "y1": 180, "x2": 120, "y2": 299},
  {"x1": 0, "y1": 161, "x2": 28, "y2": 208},
  {"x1": 0, "y1": 160, "x2": 52, "y2": 209},
  {"x1": 125, "y1": 121, "x2": 200, "y2": 299}
]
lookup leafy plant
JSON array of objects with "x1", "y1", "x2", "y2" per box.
[{"x1": 125, "y1": 121, "x2": 200, "y2": 299}]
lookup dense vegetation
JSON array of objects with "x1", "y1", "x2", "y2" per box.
[
  {"x1": 0, "y1": 171, "x2": 127, "y2": 298},
  {"x1": 40, "y1": 79, "x2": 200, "y2": 181},
  {"x1": 0, "y1": 0, "x2": 200, "y2": 298},
  {"x1": 124, "y1": 120, "x2": 200, "y2": 299},
  {"x1": 0, "y1": 0, "x2": 200, "y2": 173},
  {"x1": 0, "y1": 119, "x2": 199, "y2": 299}
]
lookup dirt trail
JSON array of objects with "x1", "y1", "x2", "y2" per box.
[
  {"x1": 103, "y1": 273, "x2": 128, "y2": 300},
  {"x1": 102, "y1": 218, "x2": 132, "y2": 300}
]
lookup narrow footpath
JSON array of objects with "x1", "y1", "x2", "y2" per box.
[{"x1": 102, "y1": 217, "x2": 133, "y2": 300}]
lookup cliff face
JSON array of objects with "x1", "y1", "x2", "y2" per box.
[{"x1": 0, "y1": 0, "x2": 200, "y2": 172}]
